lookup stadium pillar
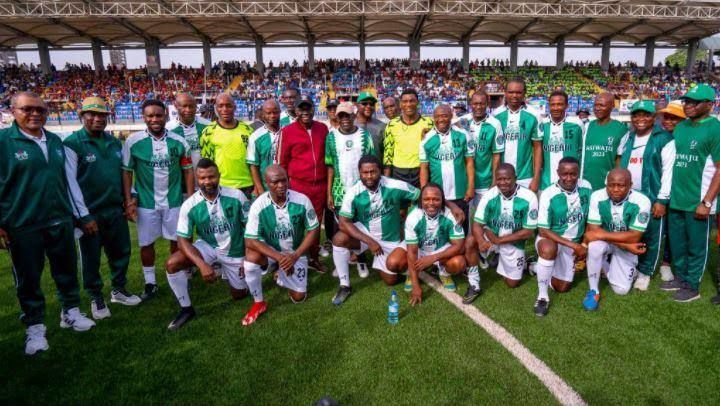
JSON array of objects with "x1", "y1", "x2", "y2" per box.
[
  {"x1": 145, "y1": 39, "x2": 161, "y2": 75},
  {"x1": 359, "y1": 39, "x2": 366, "y2": 72},
  {"x1": 686, "y1": 38, "x2": 698, "y2": 76},
  {"x1": 644, "y1": 38, "x2": 655, "y2": 71},
  {"x1": 462, "y1": 39, "x2": 470, "y2": 72},
  {"x1": 255, "y1": 37, "x2": 264, "y2": 75},
  {"x1": 37, "y1": 39, "x2": 51, "y2": 75},
  {"x1": 556, "y1": 38, "x2": 565, "y2": 69},
  {"x1": 202, "y1": 40, "x2": 212, "y2": 74},
  {"x1": 308, "y1": 36, "x2": 315, "y2": 72},
  {"x1": 601, "y1": 38, "x2": 611, "y2": 72},
  {"x1": 92, "y1": 39, "x2": 104, "y2": 72},
  {"x1": 409, "y1": 38, "x2": 420, "y2": 69},
  {"x1": 707, "y1": 48, "x2": 714, "y2": 77},
  {"x1": 509, "y1": 40, "x2": 518, "y2": 71}
]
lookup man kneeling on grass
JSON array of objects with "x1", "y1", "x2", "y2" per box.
[
  {"x1": 165, "y1": 159, "x2": 251, "y2": 330},
  {"x1": 582, "y1": 168, "x2": 651, "y2": 311},
  {"x1": 406, "y1": 183, "x2": 466, "y2": 306}
]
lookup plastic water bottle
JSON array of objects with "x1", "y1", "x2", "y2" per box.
[{"x1": 387, "y1": 290, "x2": 399, "y2": 325}]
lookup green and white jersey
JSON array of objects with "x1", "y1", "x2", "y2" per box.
[
  {"x1": 244, "y1": 190, "x2": 319, "y2": 253},
  {"x1": 122, "y1": 130, "x2": 193, "y2": 210},
  {"x1": 459, "y1": 113, "x2": 504, "y2": 191},
  {"x1": 176, "y1": 187, "x2": 250, "y2": 258},
  {"x1": 474, "y1": 185, "x2": 538, "y2": 249},
  {"x1": 166, "y1": 117, "x2": 211, "y2": 169},
  {"x1": 670, "y1": 117, "x2": 720, "y2": 213},
  {"x1": 405, "y1": 206, "x2": 464, "y2": 252},
  {"x1": 280, "y1": 111, "x2": 295, "y2": 128},
  {"x1": 587, "y1": 189, "x2": 651, "y2": 233},
  {"x1": 493, "y1": 106, "x2": 542, "y2": 181},
  {"x1": 581, "y1": 119, "x2": 629, "y2": 190},
  {"x1": 540, "y1": 117, "x2": 584, "y2": 189},
  {"x1": 246, "y1": 125, "x2": 282, "y2": 188},
  {"x1": 419, "y1": 126, "x2": 475, "y2": 200},
  {"x1": 537, "y1": 180, "x2": 592, "y2": 243},
  {"x1": 340, "y1": 176, "x2": 420, "y2": 242},
  {"x1": 325, "y1": 127, "x2": 375, "y2": 207}
]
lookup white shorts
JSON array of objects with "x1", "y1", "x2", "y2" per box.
[
  {"x1": 534, "y1": 236, "x2": 575, "y2": 282},
  {"x1": 418, "y1": 244, "x2": 451, "y2": 273},
  {"x1": 137, "y1": 207, "x2": 180, "y2": 246},
  {"x1": 495, "y1": 243, "x2": 526, "y2": 281},
  {"x1": 588, "y1": 240, "x2": 638, "y2": 294},
  {"x1": 194, "y1": 240, "x2": 248, "y2": 290},
  {"x1": 354, "y1": 223, "x2": 407, "y2": 275},
  {"x1": 270, "y1": 256, "x2": 309, "y2": 293}
]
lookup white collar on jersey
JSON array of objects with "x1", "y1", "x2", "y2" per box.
[
  {"x1": 471, "y1": 115, "x2": 489, "y2": 126},
  {"x1": 556, "y1": 181, "x2": 578, "y2": 195},
  {"x1": 199, "y1": 187, "x2": 221, "y2": 204},
  {"x1": 178, "y1": 119, "x2": 197, "y2": 129},
  {"x1": 270, "y1": 191, "x2": 289, "y2": 209},
  {"x1": 611, "y1": 191, "x2": 631, "y2": 206},
  {"x1": 550, "y1": 116, "x2": 566, "y2": 126},
  {"x1": 433, "y1": 127, "x2": 451, "y2": 137},
  {"x1": 146, "y1": 128, "x2": 168, "y2": 141},
  {"x1": 263, "y1": 124, "x2": 281, "y2": 135}
]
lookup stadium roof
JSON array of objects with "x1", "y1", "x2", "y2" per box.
[{"x1": 1, "y1": 1, "x2": 720, "y2": 49}]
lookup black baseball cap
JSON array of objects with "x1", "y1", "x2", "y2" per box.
[{"x1": 295, "y1": 95, "x2": 314, "y2": 108}]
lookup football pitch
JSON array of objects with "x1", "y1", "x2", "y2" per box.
[{"x1": 1, "y1": 227, "x2": 719, "y2": 405}]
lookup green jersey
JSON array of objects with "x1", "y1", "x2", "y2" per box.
[
  {"x1": 670, "y1": 117, "x2": 720, "y2": 213},
  {"x1": 280, "y1": 111, "x2": 295, "y2": 128},
  {"x1": 419, "y1": 126, "x2": 475, "y2": 200},
  {"x1": 244, "y1": 190, "x2": 319, "y2": 253},
  {"x1": 122, "y1": 130, "x2": 192, "y2": 210},
  {"x1": 493, "y1": 106, "x2": 542, "y2": 181},
  {"x1": 458, "y1": 113, "x2": 504, "y2": 191},
  {"x1": 325, "y1": 127, "x2": 375, "y2": 207},
  {"x1": 587, "y1": 189, "x2": 651, "y2": 233},
  {"x1": 581, "y1": 119, "x2": 629, "y2": 190},
  {"x1": 405, "y1": 206, "x2": 464, "y2": 252},
  {"x1": 537, "y1": 180, "x2": 592, "y2": 243},
  {"x1": 245, "y1": 125, "x2": 282, "y2": 189},
  {"x1": 167, "y1": 117, "x2": 211, "y2": 169},
  {"x1": 474, "y1": 185, "x2": 538, "y2": 249},
  {"x1": 540, "y1": 118, "x2": 584, "y2": 189},
  {"x1": 176, "y1": 187, "x2": 250, "y2": 258},
  {"x1": 339, "y1": 176, "x2": 420, "y2": 242}
]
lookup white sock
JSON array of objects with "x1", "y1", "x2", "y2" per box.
[
  {"x1": 143, "y1": 266, "x2": 156, "y2": 285},
  {"x1": 467, "y1": 265, "x2": 480, "y2": 289},
  {"x1": 587, "y1": 242, "x2": 603, "y2": 293},
  {"x1": 166, "y1": 272, "x2": 190, "y2": 307},
  {"x1": 535, "y1": 257, "x2": 554, "y2": 300},
  {"x1": 332, "y1": 245, "x2": 351, "y2": 287},
  {"x1": 244, "y1": 261, "x2": 264, "y2": 302}
]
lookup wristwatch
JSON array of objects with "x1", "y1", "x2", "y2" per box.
[{"x1": 702, "y1": 200, "x2": 712, "y2": 209}]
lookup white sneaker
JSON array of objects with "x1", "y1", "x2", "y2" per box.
[
  {"x1": 60, "y1": 307, "x2": 96, "y2": 331},
  {"x1": 319, "y1": 246, "x2": 330, "y2": 258},
  {"x1": 634, "y1": 273, "x2": 651, "y2": 291},
  {"x1": 357, "y1": 262, "x2": 369, "y2": 278},
  {"x1": 527, "y1": 262, "x2": 537, "y2": 276},
  {"x1": 25, "y1": 324, "x2": 49, "y2": 355},
  {"x1": 659, "y1": 264, "x2": 675, "y2": 282},
  {"x1": 110, "y1": 289, "x2": 142, "y2": 306},
  {"x1": 91, "y1": 300, "x2": 111, "y2": 320},
  {"x1": 478, "y1": 255, "x2": 489, "y2": 270}
]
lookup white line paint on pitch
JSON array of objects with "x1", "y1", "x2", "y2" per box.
[{"x1": 419, "y1": 272, "x2": 587, "y2": 406}]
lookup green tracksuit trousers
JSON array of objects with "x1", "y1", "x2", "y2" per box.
[{"x1": 668, "y1": 209, "x2": 710, "y2": 290}]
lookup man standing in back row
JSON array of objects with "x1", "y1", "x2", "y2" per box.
[
  {"x1": 167, "y1": 93, "x2": 210, "y2": 171},
  {"x1": 355, "y1": 91, "x2": 386, "y2": 162},
  {"x1": 581, "y1": 92, "x2": 629, "y2": 191}
]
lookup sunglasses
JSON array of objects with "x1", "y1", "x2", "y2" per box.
[
  {"x1": 16, "y1": 106, "x2": 48, "y2": 115},
  {"x1": 682, "y1": 99, "x2": 708, "y2": 106},
  {"x1": 359, "y1": 102, "x2": 375, "y2": 107}
]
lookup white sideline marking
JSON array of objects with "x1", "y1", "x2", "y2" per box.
[{"x1": 419, "y1": 272, "x2": 587, "y2": 406}]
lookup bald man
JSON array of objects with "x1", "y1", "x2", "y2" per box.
[
  {"x1": 246, "y1": 99, "x2": 282, "y2": 197},
  {"x1": 582, "y1": 169, "x2": 651, "y2": 311},
  {"x1": 581, "y1": 93, "x2": 630, "y2": 191},
  {"x1": 167, "y1": 93, "x2": 211, "y2": 171}
]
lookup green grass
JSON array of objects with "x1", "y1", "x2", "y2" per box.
[{"x1": 1, "y1": 226, "x2": 719, "y2": 405}]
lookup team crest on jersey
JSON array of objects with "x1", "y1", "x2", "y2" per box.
[
  {"x1": 637, "y1": 212, "x2": 649, "y2": 224},
  {"x1": 607, "y1": 137, "x2": 614, "y2": 146},
  {"x1": 690, "y1": 140, "x2": 698, "y2": 150},
  {"x1": 454, "y1": 223, "x2": 463, "y2": 234},
  {"x1": 14, "y1": 150, "x2": 28, "y2": 160},
  {"x1": 529, "y1": 209, "x2": 538, "y2": 220},
  {"x1": 85, "y1": 153, "x2": 97, "y2": 163},
  {"x1": 345, "y1": 139, "x2": 354, "y2": 149},
  {"x1": 242, "y1": 201, "x2": 251, "y2": 214},
  {"x1": 307, "y1": 209, "x2": 317, "y2": 222}
]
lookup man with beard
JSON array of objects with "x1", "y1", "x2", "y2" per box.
[
  {"x1": 247, "y1": 99, "x2": 282, "y2": 197},
  {"x1": 534, "y1": 157, "x2": 592, "y2": 316},
  {"x1": 581, "y1": 92, "x2": 630, "y2": 191},
  {"x1": 280, "y1": 87, "x2": 300, "y2": 128},
  {"x1": 164, "y1": 158, "x2": 251, "y2": 330},
  {"x1": 166, "y1": 93, "x2": 210, "y2": 171},
  {"x1": 355, "y1": 91, "x2": 386, "y2": 162},
  {"x1": 539, "y1": 90, "x2": 584, "y2": 190},
  {"x1": 583, "y1": 169, "x2": 651, "y2": 311},
  {"x1": 123, "y1": 99, "x2": 194, "y2": 301},
  {"x1": 619, "y1": 101, "x2": 675, "y2": 292},
  {"x1": 64, "y1": 97, "x2": 141, "y2": 321},
  {"x1": 243, "y1": 165, "x2": 320, "y2": 324}
]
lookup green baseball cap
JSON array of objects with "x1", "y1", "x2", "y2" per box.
[
  {"x1": 681, "y1": 83, "x2": 716, "y2": 102},
  {"x1": 630, "y1": 100, "x2": 656, "y2": 114},
  {"x1": 357, "y1": 91, "x2": 377, "y2": 103}
]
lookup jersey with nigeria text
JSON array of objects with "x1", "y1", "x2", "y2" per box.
[
  {"x1": 474, "y1": 185, "x2": 538, "y2": 249},
  {"x1": 246, "y1": 125, "x2": 282, "y2": 189},
  {"x1": 587, "y1": 189, "x2": 651, "y2": 233},
  {"x1": 540, "y1": 118, "x2": 584, "y2": 189},
  {"x1": 493, "y1": 106, "x2": 541, "y2": 181},
  {"x1": 538, "y1": 181, "x2": 592, "y2": 243},
  {"x1": 122, "y1": 130, "x2": 192, "y2": 210},
  {"x1": 244, "y1": 190, "x2": 319, "y2": 253},
  {"x1": 340, "y1": 176, "x2": 420, "y2": 242},
  {"x1": 581, "y1": 119, "x2": 629, "y2": 190},
  {"x1": 167, "y1": 117, "x2": 210, "y2": 169},
  {"x1": 176, "y1": 187, "x2": 250, "y2": 258},
  {"x1": 405, "y1": 206, "x2": 464, "y2": 252},
  {"x1": 670, "y1": 117, "x2": 720, "y2": 213},
  {"x1": 325, "y1": 127, "x2": 375, "y2": 207},
  {"x1": 419, "y1": 126, "x2": 475, "y2": 200},
  {"x1": 458, "y1": 114, "x2": 504, "y2": 191}
]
